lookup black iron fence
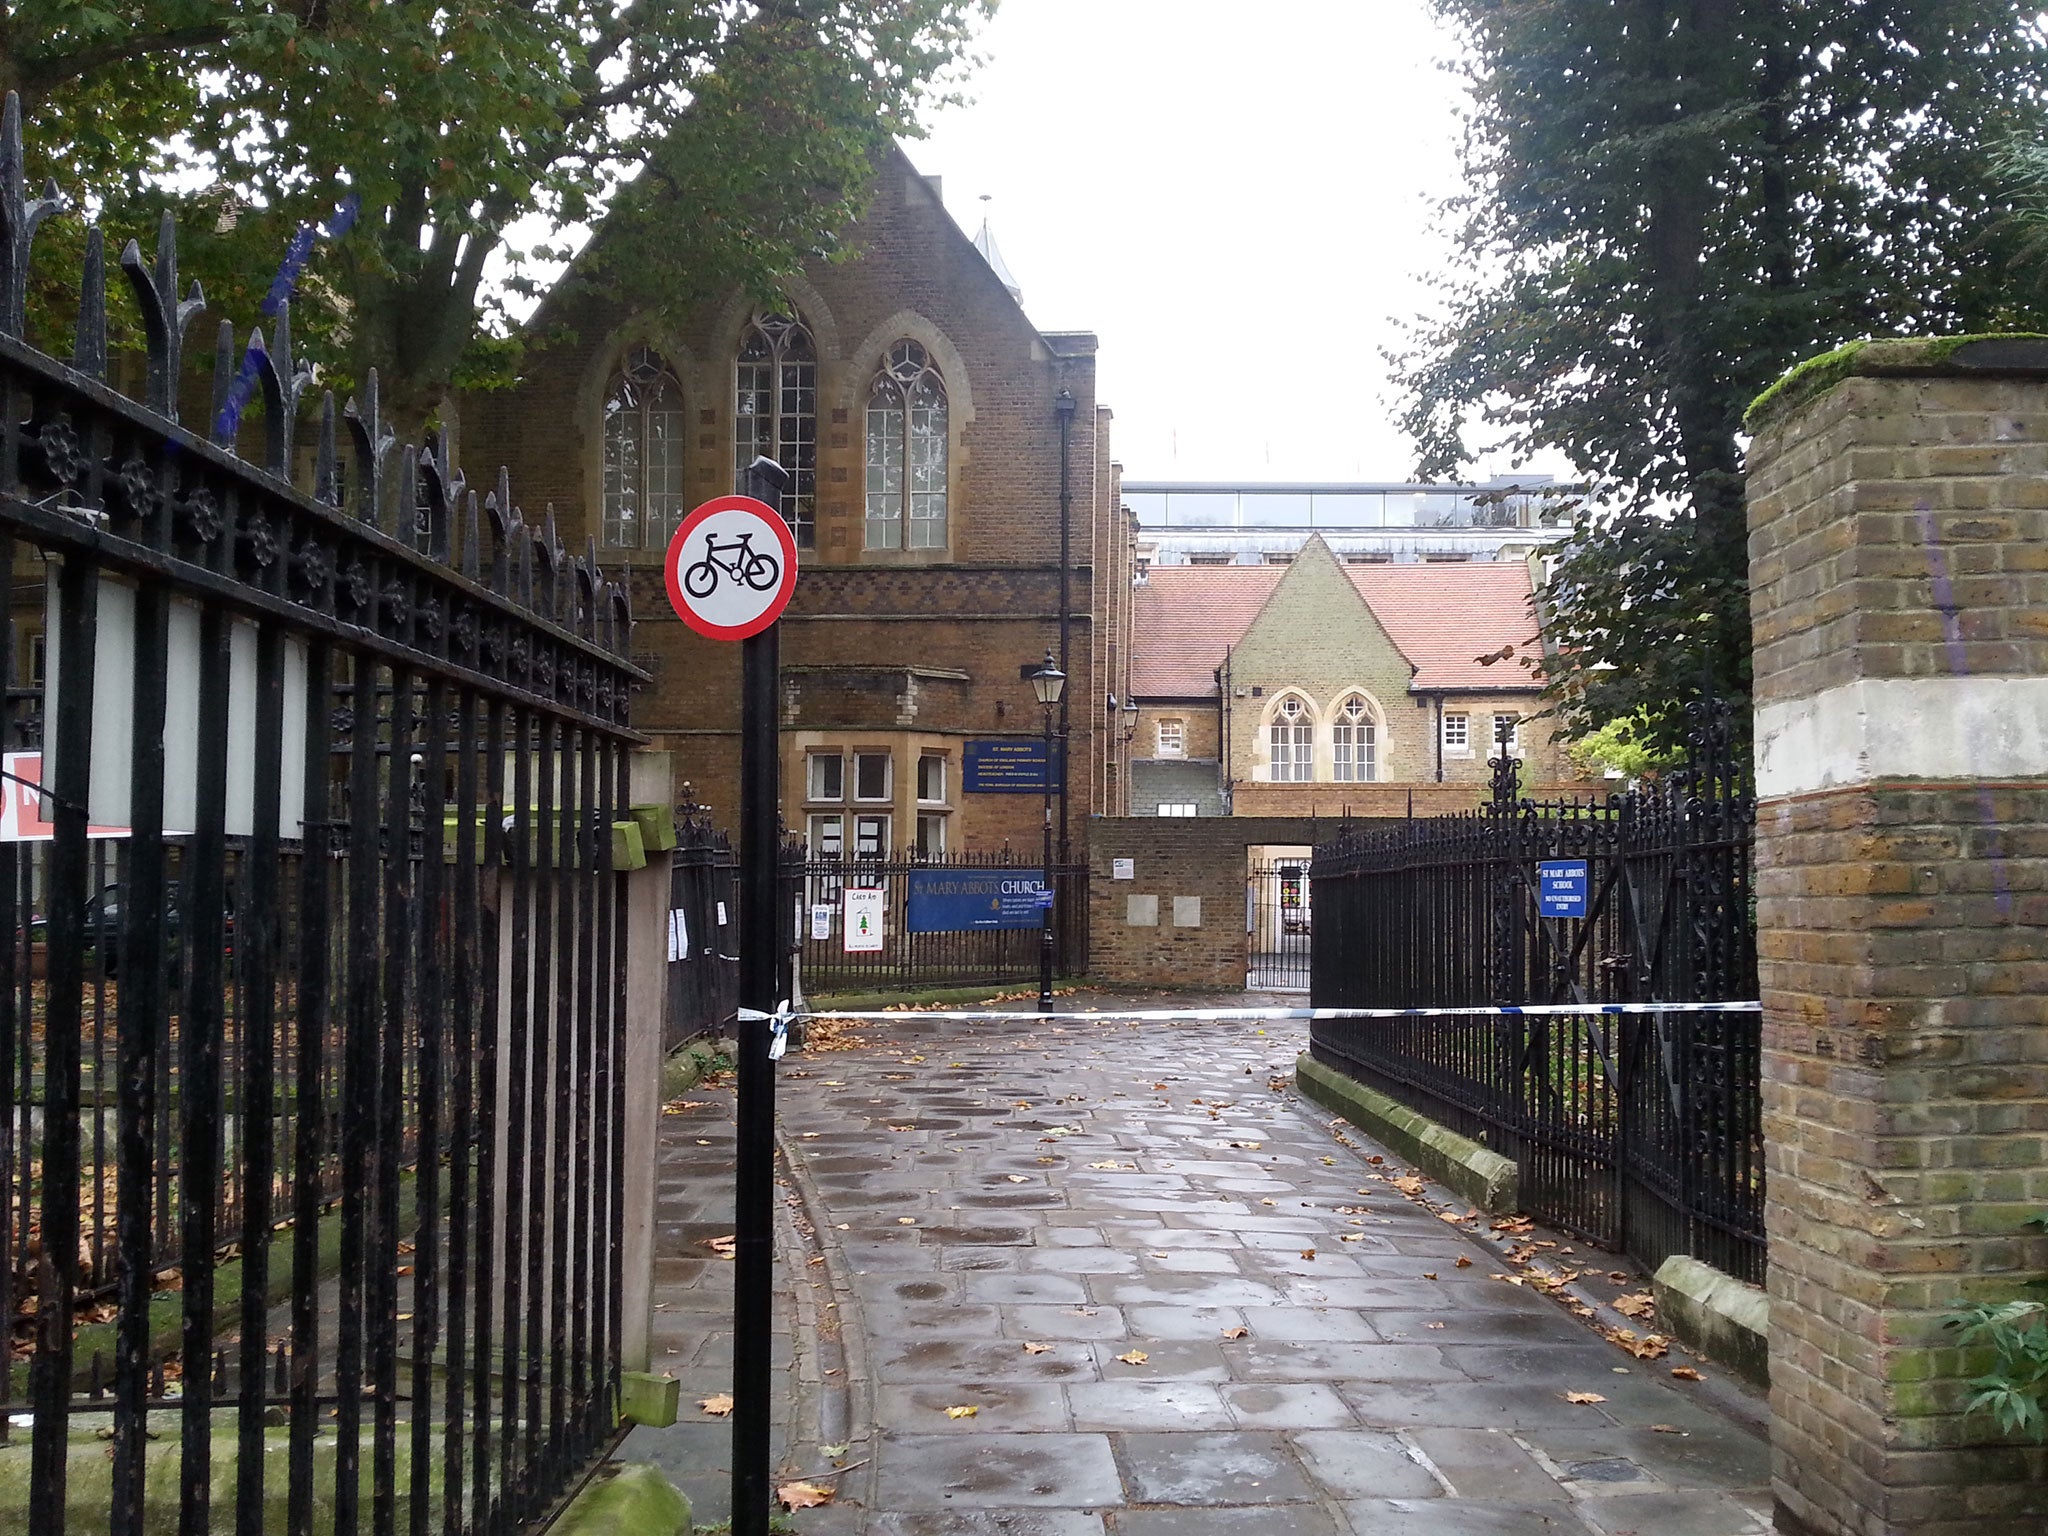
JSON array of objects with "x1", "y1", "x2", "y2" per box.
[
  {"x1": 788, "y1": 852, "x2": 1086, "y2": 995},
  {"x1": 1309, "y1": 707, "x2": 1763, "y2": 1280},
  {"x1": 1, "y1": 95, "x2": 645, "y2": 1535},
  {"x1": 666, "y1": 807, "x2": 738, "y2": 1052}
]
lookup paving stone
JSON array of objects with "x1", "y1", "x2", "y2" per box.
[
  {"x1": 1226, "y1": 1306, "x2": 1381, "y2": 1343},
  {"x1": 1118, "y1": 1304, "x2": 1248, "y2": 1339},
  {"x1": 1065, "y1": 1379, "x2": 1234, "y2": 1430},
  {"x1": 1576, "y1": 1490, "x2": 1772, "y2": 1535},
  {"x1": 876, "y1": 1381, "x2": 1072, "y2": 1432},
  {"x1": 1407, "y1": 1427, "x2": 1569, "y2": 1501},
  {"x1": 870, "y1": 1336, "x2": 1101, "y2": 1385},
  {"x1": 1221, "y1": 1381, "x2": 1356, "y2": 1429},
  {"x1": 1518, "y1": 1426, "x2": 1770, "y2": 1490},
  {"x1": 1087, "y1": 1338, "x2": 1231, "y2": 1381},
  {"x1": 875, "y1": 1431, "x2": 1123, "y2": 1508},
  {"x1": 1113, "y1": 1429, "x2": 1317, "y2": 1504},
  {"x1": 1004, "y1": 1304, "x2": 1129, "y2": 1341},
  {"x1": 866, "y1": 1514, "x2": 1107, "y2": 1536},
  {"x1": 1113, "y1": 1506, "x2": 1346, "y2": 1536},
  {"x1": 1289, "y1": 1429, "x2": 1444, "y2": 1499},
  {"x1": 965, "y1": 1272, "x2": 1094, "y2": 1305},
  {"x1": 1338, "y1": 1499, "x2": 1595, "y2": 1534}
]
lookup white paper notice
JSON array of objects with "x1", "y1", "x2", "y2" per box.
[
  {"x1": 667, "y1": 907, "x2": 689, "y2": 962},
  {"x1": 1112, "y1": 858, "x2": 1135, "y2": 881},
  {"x1": 716, "y1": 901, "x2": 728, "y2": 926},
  {"x1": 842, "y1": 887, "x2": 885, "y2": 952},
  {"x1": 811, "y1": 904, "x2": 832, "y2": 940}
]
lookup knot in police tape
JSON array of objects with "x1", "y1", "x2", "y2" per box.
[{"x1": 736, "y1": 1004, "x2": 793, "y2": 1061}]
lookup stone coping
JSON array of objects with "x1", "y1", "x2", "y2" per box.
[
  {"x1": 1294, "y1": 1052, "x2": 1518, "y2": 1214},
  {"x1": 1744, "y1": 334, "x2": 2048, "y2": 433}
]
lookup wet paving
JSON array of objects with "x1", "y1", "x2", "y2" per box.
[{"x1": 631, "y1": 1004, "x2": 1773, "y2": 1534}]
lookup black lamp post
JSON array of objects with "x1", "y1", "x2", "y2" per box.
[{"x1": 1028, "y1": 649, "x2": 1066, "y2": 1012}]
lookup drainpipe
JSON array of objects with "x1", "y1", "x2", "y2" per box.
[
  {"x1": 1218, "y1": 648, "x2": 1232, "y2": 813},
  {"x1": 1054, "y1": 388, "x2": 1075, "y2": 859},
  {"x1": 1433, "y1": 692, "x2": 1446, "y2": 782}
]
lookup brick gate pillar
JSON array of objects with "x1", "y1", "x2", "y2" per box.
[{"x1": 1744, "y1": 339, "x2": 2048, "y2": 1535}]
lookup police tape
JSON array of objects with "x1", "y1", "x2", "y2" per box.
[{"x1": 739, "y1": 1000, "x2": 1761, "y2": 1025}]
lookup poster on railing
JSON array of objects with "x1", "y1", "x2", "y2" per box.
[
  {"x1": 906, "y1": 867, "x2": 1047, "y2": 932},
  {"x1": 0, "y1": 752, "x2": 129, "y2": 841},
  {"x1": 842, "y1": 886, "x2": 886, "y2": 951}
]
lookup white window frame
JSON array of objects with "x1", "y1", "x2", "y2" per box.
[
  {"x1": 1155, "y1": 719, "x2": 1186, "y2": 759},
  {"x1": 808, "y1": 812, "x2": 844, "y2": 860},
  {"x1": 1155, "y1": 802, "x2": 1198, "y2": 817},
  {"x1": 807, "y1": 752, "x2": 844, "y2": 802},
  {"x1": 1442, "y1": 712, "x2": 1472, "y2": 756},
  {"x1": 852, "y1": 812, "x2": 891, "y2": 859},
  {"x1": 1332, "y1": 696, "x2": 1377, "y2": 783},
  {"x1": 1492, "y1": 714, "x2": 1522, "y2": 756},
  {"x1": 1268, "y1": 695, "x2": 1314, "y2": 783},
  {"x1": 916, "y1": 754, "x2": 947, "y2": 805},
  {"x1": 853, "y1": 751, "x2": 892, "y2": 803},
  {"x1": 915, "y1": 810, "x2": 947, "y2": 857}
]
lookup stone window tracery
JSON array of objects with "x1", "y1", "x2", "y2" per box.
[
  {"x1": 601, "y1": 348, "x2": 686, "y2": 550},
  {"x1": 865, "y1": 340, "x2": 949, "y2": 550},
  {"x1": 734, "y1": 313, "x2": 817, "y2": 548},
  {"x1": 1269, "y1": 694, "x2": 1314, "y2": 782},
  {"x1": 1332, "y1": 694, "x2": 1378, "y2": 782}
]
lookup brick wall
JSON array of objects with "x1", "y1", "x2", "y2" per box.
[
  {"x1": 1088, "y1": 815, "x2": 1336, "y2": 989},
  {"x1": 1745, "y1": 339, "x2": 2048, "y2": 1536}
]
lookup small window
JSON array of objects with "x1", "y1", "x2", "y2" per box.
[
  {"x1": 1269, "y1": 695, "x2": 1313, "y2": 783},
  {"x1": 853, "y1": 813, "x2": 890, "y2": 858},
  {"x1": 1492, "y1": 714, "x2": 1522, "y2": 755},
  {"x1": 1188, "y1": 553, "x2": 1232, "y2": 566},
  {"x1": 1442, "y1": 712, "x2": 1471, "y2": 753},
  {"x1": 1264, "y1": 552, "x2": 1294, "y2": 565},
  {"x1": 1425, "y1": 552, "x2": 1472, "y2": 563},
  {"x1": 917, "y1": 754, "x2": 946, "y2": 804},
  {"x1": 1347, "y1": 554, "x2": 1392, "y2": 565},
  {"x1": 854, "y1": 752, "x2": 891, "y2": 802},
  {"x1": 808, "y1": 753, "x2": 844, "y2": 802},
  {"x1": 808, "y1": 812, "x2": 844, "y2": 860},
  {"x1": 25, "y1": 632, "x2": 45, "y2": 689},
  {"x1": 1156, "y1": 802, "x2": 1198, "y2": 817},
  {"x1": 1155, "y1": 720, "x2": 1185, "y2": 759},
  {"x1": 915, "y1": 811, "x2": 947, "y2": 857}
]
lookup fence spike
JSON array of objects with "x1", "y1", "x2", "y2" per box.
[
  {"x1": 0, "y1": 92, "x2": 67, "y2": 340},
  {"x1": 210, "y1": 319, "x2": 238, "y2": 448},
  {"x1": 73, "y1": 227, "x2": 106, "y2": 378},
  {"x1": 343, "y1": 368, "x2": 393, "y2": 526},
  {"x1": 315, "y1": 391, "x2": 340, "y2": 507},
  {"x1": 462, "y1": 487, "x2": 481, "y2": 580}
]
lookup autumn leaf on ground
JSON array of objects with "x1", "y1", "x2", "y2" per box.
[
  {"x1": 1300, "y1": 1249, "x2": 1317, "y2": 1261},
  {"x1": 888, "y1": 1124, "x2": 914, "y2": 1133},
  {"x1": 1114, "y1": 1349, "x2": 1148, "y2": 1365},
  {"x1": 1340, "y1": 1233, "x2": 1366, "y2": 1243},
  {"x1": 1022, "y1": 1341, "x2": 1051, "y2": 1354},
  {"x1": 1422, "y1": 1272, "x2": 1438, "y2": 1281},
  {"x1": 699, "y1": 1394, "x2": 734, "y2": 1417},
  {"x1": 1613, "y1": 1293, "x2": 1656, "y2": 1319},
  {"x1": 1391, "y1": 1176, "x2": 1427, "y2": 1196},
  {"x1": 897, "y1": 1216, "x2": 917, "y2": 1225},
  {"x1": 820, "y1": 1443, "x2": 850, "y2": 1458},
  {"x1": 1366, "y1": 1154, "x2": 1384, "y2": 1164},
  {"x1": 1260, "y1": 1198, "x2": 1277, "y2": 1207},
  {"x1": 1426, "y1": 1322, "x2": 1446, "y2": 1330},
  {"x1": 1222, "y1": 1326, "x2": 1249, "y2": 1339},
  {"x1": 1454, "y1": 1256, "x2": 1472, "y2": 1268},
  {"x1": 778, "y1": 1481, "x2": 835, "y2": 1509},
  {"x1": 1562, "y1": 1391, "x2": 1607, "y2": 1404},
  {"x1": 1671, "y1": 1366, "x2": 1702, "y2": 1381},
  {"x1": 705, "y1": 1235, "x2": 737, "y2": 1258},
  {"x1": 944, "y1": 1404, "x2": 978, "y2": 1418},
  {"x1": 1088, "y1": 1161, "x2": 1122, "y2": 1170},
  {"x1": 1652, "y1": 1424, "x2": 1685, "y2": 1435}
]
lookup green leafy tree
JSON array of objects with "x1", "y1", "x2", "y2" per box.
[
  {"x1": 7, "y1": 0, "x2": 992, "y2": 438},
  {"x1": 1397, "y1": 0, "x2": 2048, "y2": 755}
]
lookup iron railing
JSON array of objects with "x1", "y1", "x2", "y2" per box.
[
  {"x1": 1308, "y1": 705, "x2": 1763, "y2": 1280},
  {"x1": 667, "y1": 805, "x2": 738, "y2": 1051},
  {"x1": 0, "y1": 95, "x2": 646, "y2": 1535},
  {"x1": 788, "y1": 851, "x2": 1087, "y2": 995}
]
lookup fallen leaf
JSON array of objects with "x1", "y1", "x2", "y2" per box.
[
  {"x1": 1114, "y1": 1349, "x2": 1148, "y2": 1366},
  {"x1": 820, "y1": 1443, "x2": 850, "y2": 1458},
  {"x1": 705, "y1": 1235, "x2": 737, "y2": 1258},
  {"x1": 897, "y1": 1217, "x2": 917, "y2": 1225},
  {"x1": 699, "y1": 1394, "x2": 734, "y2": 1417},
  {"x1": 1260, "y1": 1198, "x2": 1278, "y2": 1207},
  {"x1": 778, "y1": 1481, "x2": 835, "y2": 1509},
  {"x1": 1088, "y1": 1161, "x2": 1122, "y2": 1171},
  {"x1": 1222, "y1": 1326, "x2": 1249, "y2": 1339},
  {"x1": 1340, "y1": 1233, "x2": 1366, "y2": 1243},
  {"x1": 1563, "y1": 1391, "x2": 1607, "y2": 1405},
  {"x1": 1422, "y1": 1272, "x2": 1438, "y2": 1280},
  {"x1": 1005, "y1": 1175, "x2": 1030, "y2": 1183},
  {"x1": 888, "y1": 1124, "x2": 914, "y2": 1133},
  {"x1": 1454, "y1": 1256, "x2": 1473, "y2": 1269},
  {"x1": 1300, "y1": 1249, "x2": 1317, "y2": 1261},
  {"x1": 1391, "y1": 1176, "x2": 1426, "y2": 1196},
  {"x1": 1426, "y1": 1322, "x2": 1446, "y2": 1330},
  {"x1": 1670, "y1": 1366, "x2": 1702, "y2": 1381},
  {"x1": 1613, "y1": 1293, "x2": 1657, "y2": 1319},
  {"x1": 944, "y1": 1404, "x2": 978, "y2": 1419},
  {"x1": 1652, "y1": 1424, "x2": 1685, "y2": 1435},
  {"x1": 1022, "y1": 1341, "x2": 1051, "y2": 1354}
]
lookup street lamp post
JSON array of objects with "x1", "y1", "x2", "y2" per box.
[{"x1": 1028, "y1": 649, "x2": 1066, "y2": 1013}]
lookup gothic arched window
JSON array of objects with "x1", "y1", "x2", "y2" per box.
[
  {"x1": 601, "y1": 348, "x2": 686, "y2": 549},
  {"x1": 865, "y1": 340, "x2": 949, "y2": 551},
  {"x1": 734, "y1": 313, "x2": 817, "y2": 548},
  {"x1": 1269, "y1": 694, "x2": 1314, "y2": 782},
  {"x1": 1332, "y1": 694, "x2": 1378, "y2": 782}
]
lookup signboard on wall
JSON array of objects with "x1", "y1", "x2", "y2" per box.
[
  {"x1": 906, "y1": 868, "x2": 1047, "y2": 932},
  {"x1": 962, "y1": 739, "x2": 1065, "y2": 794}
]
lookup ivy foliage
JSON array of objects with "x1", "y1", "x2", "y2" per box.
[
  {"x1": 1396, "y1": 1, "x2": 2048, "y2": 756},
  {"x1": 5, "y1": 0, "x2": 993, "y2": 433}
]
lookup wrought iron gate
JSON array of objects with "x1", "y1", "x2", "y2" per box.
[
  {"x1": 1247, "y1": 856, "x2": 1313, "y2": 992},
  {"x1": 0, "y1": 96, "x2": 646, "y2": 1535}
]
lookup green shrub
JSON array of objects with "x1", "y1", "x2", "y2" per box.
[{"x1": 1946, "y1": 1214, "x2": 2048, "y2": 1442}]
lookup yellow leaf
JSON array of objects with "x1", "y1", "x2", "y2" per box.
[
  {"x1": 1022, "y1": 1341, "x2": 1051, "y2": 1354},
  {"x1": 699, "y1": 1394, "x2": 734, "y2": 1417},
  {"x1": 944, "y1": 1404, "x2": 978, "y2": 1419},
  {"x1": 1260, "y1": 1198, "x2": 1277, "y2": 1207},
  {"x1": 1114, "y1": 1349, "x2": 1148, "y2": 1365},
  {"x1": 777, "y1": 1481, "x2": 835, "y2": 1509},
  {"x1": 1222, "y1": 1326, "x2": 1249, "y2": 1339},
  {"x1": 1426, "y1": 1322, "x2": 1446, "y2": 1330},
  {"x1": 1671, "y1": 1366, "x2": 1702, "y2": 1381},
  {"x1": 1454, "y1": 1256, "x2": 1473, "y2": 1269},
  {"x1": 897, "y1": 1217, "x2": 917, "y2": 1225},
  {"x1": 1006, "y1": 1175, "x2": 1029, "y2": 1183},
  {"x1": 1088, "y1": 1161, "x2": 1121, "y2": 1170},
  {"x1": 1563, "y1": 1391, "x2": 1607, "y2": 1404},
  {"x1": 1340, "y1": 1234, "x2": 1366, "y2": 1243}
]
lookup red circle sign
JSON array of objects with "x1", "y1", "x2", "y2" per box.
[{"x1": 664, "y1": 495, "x2": 799, "y2": 641}]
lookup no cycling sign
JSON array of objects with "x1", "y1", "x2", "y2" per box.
[{"x1": 664, "y1": 494, "x2": 799, "y2": 640}]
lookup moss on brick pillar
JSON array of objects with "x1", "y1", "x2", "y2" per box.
[{"x1": 1746, "y1": 336, "x2": 2048, "y2": 1536}]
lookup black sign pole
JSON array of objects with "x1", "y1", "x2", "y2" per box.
[{"x1": 733, "y1": 458, "x2": 791, "y2": 1536}]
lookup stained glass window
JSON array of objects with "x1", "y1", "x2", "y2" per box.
[
  {"x1": 865, "y1": 340, "x2": 948, "y2": 551},
  {"x1": 601, "y1": 349, "x2": 686, "y2": 549}
]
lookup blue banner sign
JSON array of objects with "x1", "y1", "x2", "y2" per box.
[
  {"x1": 907, "y1": 867, "x2": 1047, "y2": 931},
  {"x1": 1537, "y1": 859, "x2": 1590, "y2": 919},
  {"x1": 962, "y1": 738, "x2": 1065, "y2": 793}
]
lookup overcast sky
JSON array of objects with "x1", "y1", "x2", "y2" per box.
[{"x1": 907, "y1": 0, "x2": 1546, "y2": 485}]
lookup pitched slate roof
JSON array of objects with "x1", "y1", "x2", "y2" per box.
[{"x1": 1129, "y1": 560, "x2": 1543, "y2": 698}]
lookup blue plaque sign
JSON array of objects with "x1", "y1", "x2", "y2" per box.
[
  {"x1": 962, "y1": 739, "x2": 1065, "y2": 793},
  {"x1": 907, "y1": 867, "x2": 1048, "y2": 931},
  {"x1": 1537, "y1": 859, "x2": 1589, "y2": 919}
]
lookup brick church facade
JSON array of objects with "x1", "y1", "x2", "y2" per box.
[{"x1": 460, "y1": 148, "x2": 1133, "y2": 856}]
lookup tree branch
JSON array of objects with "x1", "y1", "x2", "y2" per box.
[{"x1": 19, "y1": 24, "x2": 234, "y2": 97}]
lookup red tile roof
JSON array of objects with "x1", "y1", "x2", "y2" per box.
[
  {"x1": 1344, "y1": 561, "x2": 1545, "y2": 691},
  {"x1": 1129, "y1": 565, "x2": 1285, "y2": 696},
  {"x1": 1129, "y1": 559, "x2": 1544, "y2": 698}
]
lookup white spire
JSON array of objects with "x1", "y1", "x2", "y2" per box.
[{"x1": 973, "y1": 217, "x2": 1023, "y2": 306}]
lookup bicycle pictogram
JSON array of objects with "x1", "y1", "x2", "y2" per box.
[{"x1": 682, "y1": 531, "x2": 781, "y2": 600}]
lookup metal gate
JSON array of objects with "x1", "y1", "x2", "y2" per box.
[{"x1": 1247, "y1": 857, "x2": 1312, "y2": 991}]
